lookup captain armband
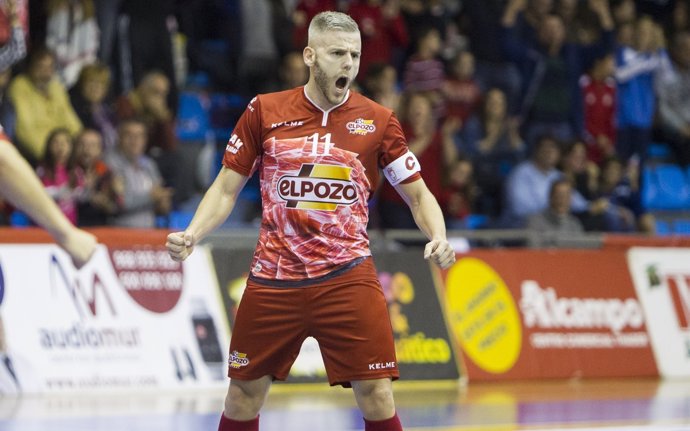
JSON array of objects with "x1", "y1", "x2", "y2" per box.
[{"x1": 382, "y1": 151, "x2": 421, "y2": 186}]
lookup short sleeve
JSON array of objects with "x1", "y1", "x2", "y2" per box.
[
  {"x1": 222, "y1": 96, "x2": 263, "y2": 176},
  {"x1": 379, "y1": 112, "x2": 421, "y2": 185}
]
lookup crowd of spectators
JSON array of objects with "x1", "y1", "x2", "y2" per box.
[{"x1": 0, "y1": 0, "x2": 688, "y2": 236}]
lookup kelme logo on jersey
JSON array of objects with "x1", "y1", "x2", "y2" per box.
[
  {"x1": 229, "y1": 350, "x2": 250, "y2": 369},
  {"x1": 346, "y1": 118, "x2": 376, "y2": 135},
  {"x1": 277, "y1": 164, "x2": 357, "y2": 211}
]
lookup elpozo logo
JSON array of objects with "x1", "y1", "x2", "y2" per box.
[
  {"x1": 277, "y1": 163, "x2": 357, "y2": 211},
  {"x1": 229, "y1": 350, "x2": 250, "y2": 369},
  {"x1": 346, "y1": 118, "x2": 376, "y2": 135}
]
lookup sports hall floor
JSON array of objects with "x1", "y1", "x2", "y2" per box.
[{"x1": 1, "y1": 378, "x2": 689, "y2": 431}]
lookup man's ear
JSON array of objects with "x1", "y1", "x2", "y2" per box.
[{"x1": 303, "y1": 46, "x2": 315, "y2": 67}]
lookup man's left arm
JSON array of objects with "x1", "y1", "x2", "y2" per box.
[{"x1": 394, "y1": 178, "x2": 456, "y2": 269}]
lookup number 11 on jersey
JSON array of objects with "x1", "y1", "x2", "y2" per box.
[{"x1": 308, "y1": 133, "x2": 335, "y2": 156}]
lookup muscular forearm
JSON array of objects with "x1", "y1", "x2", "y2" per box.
[{"x1": 408, "y1": 188, "x2": 447, "y2": 241}]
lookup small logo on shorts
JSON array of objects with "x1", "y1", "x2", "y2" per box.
[
  {"x1": 229, "y1": 351, "x2": 250, "y2": 369},
  {"x1": 253, "y1": 263, "x2": 262, "y2": 273},
  {"x1": 368, "y1": 361, "x2": 396, "y2": 370}
]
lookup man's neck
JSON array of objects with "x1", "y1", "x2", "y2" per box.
[{"x1": 304, "y1": 81, "x2": 345, "y2": 111}]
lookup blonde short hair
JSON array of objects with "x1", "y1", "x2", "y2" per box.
[{"x1": 308, "y1": 11, "x2": 359, "y2": 45}]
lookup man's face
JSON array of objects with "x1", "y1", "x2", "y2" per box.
[
  {"x1": 310, "y1": 30, "x2": 361, "y2": 106},
  {"x1": 82, "y1": 77, "x2": 109, "y2": 104},
  {"x1": 485, "y1": 89, "x2": 506, "y2": 118},
  {"x1": 534, "y1": 139, "x2": 561, "y2": 169},
  {"x1": 539, "y1": 16, "x2": 566, "y2": 48},
  {"x1": 140, "y1": 76, "x2": 169, "y2": 109},
  {"x1": 119, "y1": 123, "x2": 147, "y2": 160},
  {"x1": 29, "y1": 56, "x2": 55, "y2": 88},
  {"x1": 550, "y1": 183, "x2": 572, "y2": 216},
  {"x1": 75, "y1": 131, "x2": 103, "y2": 166}
]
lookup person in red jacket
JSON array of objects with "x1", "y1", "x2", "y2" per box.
[{"x1": 580, "y1": 53, "x2": 617, "y2": 165}]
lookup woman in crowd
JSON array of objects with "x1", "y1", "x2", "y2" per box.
[{"x1": 36, "y1": 128, "x2": 84, "y2": 224}]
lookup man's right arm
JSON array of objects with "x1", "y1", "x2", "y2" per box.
[
  {"x1": 0, "y1": 139, "x2": 97, "y2": 268},
  {"x1": 166, "y1": 167, "x2": 249, "y2": 262}
]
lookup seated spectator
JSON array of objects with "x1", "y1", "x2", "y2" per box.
[
  {"x1": 361, "y1": 62, "x2": 401, "y2": 113},
  {"x1": 8, "y1": 47, "x2": 82, "y2": 166},
  {"x1": 442, "y1": 50, "x2": 483, "y2": 124},
  {"x1": 70, "y1": 62, "x2": 118, "y2": 152},
  {"x1": 73, "y1": 128, "x2": 123, "y2": 226},
  {"x1": 403, "y1": 26, "x2": 446, "y2": 118},
  {"x1": 458, "y1": 88, "x2": 526, "y2": 216},
  {"x1": 655, "y1": 31, "x2": 690, "y2": 166},
  {"x1": 116, "y1": 70, "x2": 186, "y2": 204},
  {"x1": 440, "y1": 157, "x2": 477, "y2": 229},
  {"x1": 377, "y1": 92, "x2": 458, "y2": 229},
  {"x1": 580, "y1": 54, "x2": 617, "y2": 165},
  {"x1": 36, "y1": 128, "x2": 85, "y2": 225},
  {"x1": 116, "y1": 70, "x2": 176, "y2": 154},
  {"x1": 527, "y1": 179, "x2": 584, "y2": 247},
  {"x1": 45, "y1": 0, "x2": 99, "y2": 88},
  {"x1": 502, "y1": 134, "x2": 562, "y2": 227},
  {"x1": 559, "y1": 138, "x2": 623, "y2": 231},
  {"x1": 559, "y1": 139, "x2": 599, "y2": 200},
  {"x1": 597, "y1": 156, "x2": 654, "y2": 233},
  {"x1": 105, "y1": 118, "x2": 172, "y2": 228}
]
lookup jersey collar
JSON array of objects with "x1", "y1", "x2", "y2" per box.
[{"x1": 302, "y1": 87, "x2": 351, "y2": 127}]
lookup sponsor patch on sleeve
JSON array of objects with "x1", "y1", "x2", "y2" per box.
[{"x1": 383, "y1": 152, "x2": 420, "y2": 186}]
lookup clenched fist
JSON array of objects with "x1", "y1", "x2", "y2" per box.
[
  {"x1": 166, "y1": 231, "x2": 196, "y2": 262},
  {"x1": 424, "y1": 238, "x2": 456, "y2": 269}
]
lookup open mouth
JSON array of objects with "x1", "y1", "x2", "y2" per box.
[{"x1": 335, "y1": 77, "x2": 348, "y2": 90}]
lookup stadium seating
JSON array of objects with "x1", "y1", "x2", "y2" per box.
[
  {"x1": 673, "y1": 219, "x2": 690, "y2": 236},
  {"x1": 176, "y1": 91, "x2": 211, "y2": 142},
  {"x1": 647, "y1": 142, "x2": 672, "y2": 160},
  {"x1": 642, "y1": 164, "x2": 690, "y2": 210},
  {"x1": 655, "y1": 219, "x2": 671, "y2": 236},
  {"x1": 209, "y1": 93, "x2": 247, "y2": 141},
  {"x1": 9, "y1": 211, "x2": 30, "y2": 227}
]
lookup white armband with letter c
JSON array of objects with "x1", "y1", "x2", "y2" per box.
[{"x1": 382, "y1": 151, "x2": 421, "y2": 186}]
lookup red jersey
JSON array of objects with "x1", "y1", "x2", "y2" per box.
[
  {"x1": 580, "y1": 75, "x2": 616, "y2": 164},
  {"x1": 223, "y1": 87, "x2": 421, "y2": 281}
]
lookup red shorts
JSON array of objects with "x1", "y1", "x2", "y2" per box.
[{"x1": 227, "y1": 257, "x2": 399, "y2": 387}]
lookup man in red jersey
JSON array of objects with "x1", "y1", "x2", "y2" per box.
[{"x1": 166, "y1": 11, "x2": 455, "y2": 431}]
